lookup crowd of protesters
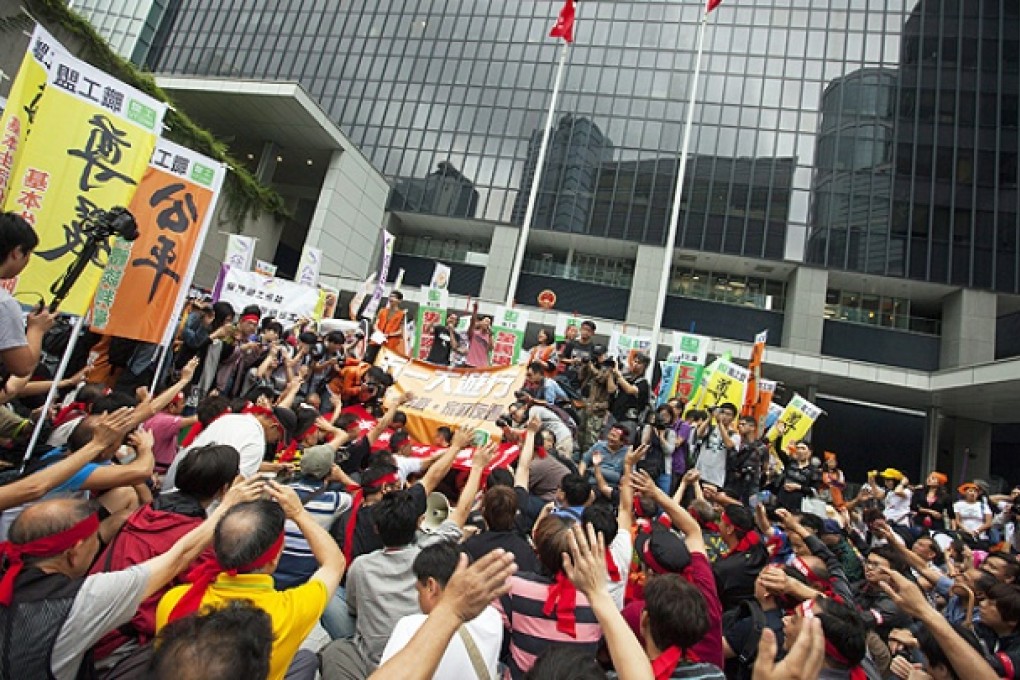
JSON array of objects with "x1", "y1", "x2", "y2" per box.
[{"x1": 0, "y1": 211, "x2": 1018, "y2": 680}]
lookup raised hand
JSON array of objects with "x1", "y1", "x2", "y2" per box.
[{"x1": 440, "y1": 550, "x2": 517, "y2": 622}]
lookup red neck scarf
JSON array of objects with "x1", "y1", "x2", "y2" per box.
[
  {"x1": 52, "y1": 402, "x2": 88, "y2": 429},
  {"x1": 726, "y1": 530, "x2": 761, "y2": 557},
  {"x1": 0, "y1": 513, "x2": 100, "y2": 606},
  {"x1": 166, "y1": 531, "x2": 285, "y2": 623},
  {"x1": 824, "y1": 640, "x2": 866, "y2": 680},
  {"x1": 543, "y1": 572, "x2": 578, "y2": 637},
  {"x1": 651, "y1": 646, "x2": 699, "y2": 680},
  {"x1": 342, "y1": 472, "x2": 400, "y2": 565},
  {"x1": 606, "y1": 549, "x2": 621, "y2": 582}
]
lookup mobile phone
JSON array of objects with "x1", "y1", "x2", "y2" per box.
[{"x1": 472, "y1": 429, "x2": 490, "y2": 447}]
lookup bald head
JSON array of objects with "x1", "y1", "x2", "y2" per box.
[
  {"x1": 213, "y1": 500, "x2": 285, "y2": 571},
  {"x1": 10, "y1": 498, "x2": 95, "y2": 546}
]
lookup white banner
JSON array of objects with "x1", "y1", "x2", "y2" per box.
[
  {"x1": 430, "y1": 263, "x2": 451, "y2": 290},
  {"x1": 214, "y1": 265, "x2": 323, "y2": 324},
  {"x1": 363, "y1": 230, "x2": 395, "y2": 320},
  {"x1": 224, "y1": 234, "x2": 255, "y2": 271},
  {"x1": 296, "y1": 246, "x2": 322, "y2": 287}
]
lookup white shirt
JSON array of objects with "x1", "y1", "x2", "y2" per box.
[
  {"x1": 607, "y1": 530, "x2": 633, "y2": 610},
  {"x1": 162, "y1": 414, "x2": 266, "y2": 490},
  {"x1": 380, "y1": 606, "x2": 502, "y2": 679},
  {"x1": 883, "y1": 488, "x2": 913, "y2": 526},
  {"x1": 954, "y1": 499, "x2": 990, "y2": 537}
]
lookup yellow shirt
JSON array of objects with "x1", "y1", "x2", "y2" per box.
[{"x1": 156, "y1": 573, "x2": 328, "y2": 680}]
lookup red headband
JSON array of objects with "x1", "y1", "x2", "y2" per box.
[
  {"x1": 0, "y1": 512, "x2": 100, "y2": 606},
  {"x1": 342, "y1": 472, "x2": 401, "y2": 565},
  {"x1": 240, "y1": 313, "x2": 260, "y2": 323},
  {"x1": 789, "y1": 556, "x2": 831, "y2": 594},
  {"x1": 243, "y1": 405, "x2": 283, "y2": 435},
  {"x1": 543, "y1": 572, "x2": 578, "y2": 637},
  {"x1": 167, "y1": 531, "x2": 285, "y2": 623},
  {"x1": 52, "y1": 401, "x2": 88, "y2": 428},
  {"x1": 641, "y1": 540, "x2": 670, "y2": 575},
  {"x1": 364, "y1": 472, "x2": 400, "y2": 491}
]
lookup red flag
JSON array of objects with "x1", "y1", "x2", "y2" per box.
[
  {"x1": 707, "y1": 0, "x2": 723, "y2": 12},
  {"x1": 549, "y1": 0, "x2": 576, "y2": 43}
]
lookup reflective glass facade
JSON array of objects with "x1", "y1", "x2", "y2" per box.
[{"x1": 151, "y1": 0, "x2": 1020, "y2": 291}]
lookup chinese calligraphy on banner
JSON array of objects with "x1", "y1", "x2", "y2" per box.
[
  {"x1": 224, "y1": 234, "x2": 255, "y2": 271},
  {"x1": 91, "y1": 137, "x2": 224, "y2": 344},
  {"x1": 658, "y1": 331, "x2": 710, "y2": 406},
  {"x1": 362, "y1": 230, "x2": 394, "y2": 321},
  {"x1": 342, "y1": 404, "x2": 520, "y2": 474},
  {"x1": 767, "y1": 393, "x2": 823, "y2": 451},
  {"x1": 0, "y1": 25, "x2": 61, "y2": 209},
  {"x1": 374, "y1": 347, "x2": 528, "y2": 443},
  {"x1": 699, "y1": 358, "x2": 749, "y2": 410},
  {"x1": 413, "y1": 286, "x2": 448, "y2": 360},
  {"x1": 213, "y1": 265, "x2": 327, "y2": 324},
  {"x1": 296, "y1": 246, "x2": 322, "y2": 287},
  {"x1": 7, "y1": 48, "x2": 167, "y2": 315},
  {"x1": 491, "y1": 306, "x2": 530, "y2": 366}
]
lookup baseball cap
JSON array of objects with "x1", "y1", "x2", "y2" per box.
[
  {"x1": 635, "y1": 525, "x2": 691, "y2": 574},
  {"x1": 272, "y1": 406, "x2": 297, "y2": 443},
  {"x1": 299, "y1": 444, "x2": 335, "y2": 480}
]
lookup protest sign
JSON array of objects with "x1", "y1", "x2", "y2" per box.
[
  {"x1": 213, "y1": 265, "x2": 326, "y2": 324},
  {"x1": 492, "y1": 306, "x2": 530, "y2": 366},
  {"x1": 224, "y1": 234, "x2": 255, "y2": 271},
  {"x1": 413, "y1": 286, "x2": 448, "y2": 360},
  {"x1": 374, "y1": 347, "x2": 528, "y2": 443},
  {"x1": 296, "y1": 246, "x2": 322, "y2": 287},
  {"x1": 92, "y1": 138, "x2": 224, "y2": 344},
  {"x1": 767, "y1": 393, "x2": 823, "y2": 451},
  {"x1": 8, "y1": 49, "x2": 167, "y2": 315}
]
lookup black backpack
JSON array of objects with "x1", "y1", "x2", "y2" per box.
[{"x1": 721, "y1": 599, "x2": 767, "y2": 679}]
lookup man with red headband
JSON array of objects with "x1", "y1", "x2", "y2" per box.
[
  {"x1": 214, "y1": 304, "x2": 265, "y2": 397},
  {"x1": 0, "y1": 480, "x2": 260, "y2": 679},
  {"x1": 157, "y1": 481, "x2": 346, "y2": 680},
  {"x1": 713, "y1": 502, "x2": 768, "y2": 612},
  {"x1": 782, "y1": 596, "x2": 879, "y2": 679}
]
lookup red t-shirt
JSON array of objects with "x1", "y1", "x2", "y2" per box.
[{"x1": 621, "y1": 552, "x2": 724, "y2": 669}]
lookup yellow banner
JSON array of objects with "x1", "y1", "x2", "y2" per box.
[
  {"x1": 767, "y1": 393, "x2": 823, "y2": 451},
  {"x1": 0, "y1": 26, "x2": 62, "y2": 208},
  {"x1": 8, "y1": 50, "x2": 167, "y2": 315},
  {"x1": 699, "y1": 358, "x2": 748, "y2": 411},
  {"x1": 374, "y1": 346, "x2": 527, "y2": 444}
]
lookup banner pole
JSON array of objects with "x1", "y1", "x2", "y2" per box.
[
  {"x1": 505, "y1": 38, "x2": 571, "y2": 307},
  {"x1": 20, "y1": 313, "x2": 86, "y2": 469},
  {"x1": 647, "y1": 9, "x2": 711, "y2": 370}
]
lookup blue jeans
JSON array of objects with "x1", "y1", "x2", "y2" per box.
[
  {"x1": 656, "y1": 473, "x2": 671, "y2": 495},
  {"x1": 321, "y1": 586, "x2": 356, "y2": 640}
]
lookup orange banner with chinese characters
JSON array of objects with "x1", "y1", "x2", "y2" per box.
[
  {"x1": 373, "y1": 347, "x2": 528, "y2": 444},
  {"x1": 91, "y1": 138, "x2": 224, "y2": 343}
]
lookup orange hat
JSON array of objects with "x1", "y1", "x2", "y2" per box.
[
  {"x1": 824, "y1": 451, "x2": 837, "y2": 461},
  {"x1": 958, "y1": 482, "x2": 979, "y2": 494},
  {"x1": 930, "y1": 471, "x2": 948, "y2": 486}
]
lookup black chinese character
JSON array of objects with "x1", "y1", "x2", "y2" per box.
[
  {"x1": 31, "y1": 40, "x2": 52, "y2": 69},
  {"x1": 149, "y1": 183, "x2": 198, "y2": 234},
  {"x1": 35, "y1": 196, "x2": 108, "y2": 264},
  {"x1": 53, "y1": 65, "x2": 79, "y2": 93},
  {"x1": 67, "y1": 114, "x2": 137, "y2": 191},
  {"x1": 79, "y1": 77, "x2": 102, "y2": 102},
  {"x1": 132, "y1": 234, "x2": 180, "y2": 303},
  {"x1": 171, "y1": 155, "x2": 190, "y2": 175},
  {"x1": 151, "y1": 148, "x2": 172, "y2": 169},
  {"x1": 100, "y1": 86, "x2": 124, "y2": 113}
]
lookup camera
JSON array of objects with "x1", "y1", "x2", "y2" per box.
[
  {"x1": 579, "y1": 355, "x2": 591, "y2": 364},
  {"x1": 600, "y1": 357, "x2": 616, "y2": 370},
  {"x1": 88, "y1": 206, "x2": 139, "y2": 241},
  {"x1": 654, "y1": 413, "x2": 669, "y2": 429}
]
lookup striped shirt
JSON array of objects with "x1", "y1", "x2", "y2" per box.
[
  {"x1": 495, "y1": 572, "x2": 602, "y2": 679},
  {"x1": 274, "y1": 479, "x2": 352, "y2": 589}
]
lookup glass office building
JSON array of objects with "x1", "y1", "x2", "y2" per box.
[{"x1": 148, "y1": 0, "x2": 1018, "y2": 292}]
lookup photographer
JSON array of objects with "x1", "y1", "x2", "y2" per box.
[
  {"x1": 0, "y1": 213, "x2": 58, "y2": 386},
  {"x1": 505, "y1": 398, "x2": 574, "y2": 459},
  {"x1": 576, "y1": 344, "x2": 613, "y2": 452},
  {"x1": 693, "y1": 403, "x2": 739, "y2": 489},
  {"x1": 310, "y1": 330, "x2": 346, "y2": 396},
  {"x1": 639, "y1": 404, "x2": 677, "y2": 494},
  {"x1": 607, "y1": 352, "x2": 651, "y2": 427}
]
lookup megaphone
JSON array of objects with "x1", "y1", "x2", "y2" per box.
[{"x1": 421, "y1": 492, "x2": 450, "y2": 533}]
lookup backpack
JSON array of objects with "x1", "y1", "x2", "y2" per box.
[{"x1": 721, "y1": 599, "x2": 767, "y2": 679}]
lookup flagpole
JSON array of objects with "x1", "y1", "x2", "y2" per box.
[
  {"x1": 505, "y1": 39, "x2": 571, "y2": 307},
  {"x1": 20, "y1": 313, "x2": 87, "y2": 469},
  {"x1": 647, "y1": 8, "x2": 711, "y2": 369}
]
